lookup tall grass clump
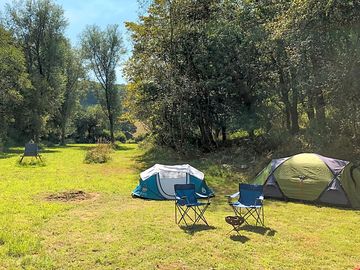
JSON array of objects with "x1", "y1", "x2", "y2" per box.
[{"x1": 84, "y1": 142, "x2": 113, "y2": 164}]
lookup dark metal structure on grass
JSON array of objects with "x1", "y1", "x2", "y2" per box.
[{"x1": 20, "y1": 143, "x2": 42, "y2": 163}]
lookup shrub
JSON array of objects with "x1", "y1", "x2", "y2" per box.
[
  {"x1": 84, "y1": 143, "x2": 113, "y2": 164},
  {"x1": 228, "y1": 130, "x2": 249, "y2": 140},
  {"x1": 115, "y1": 131, "x2": 127, "y2": 143},
  {"x1": 134, "y1": 132, "x2": 148, "y2": 143}
]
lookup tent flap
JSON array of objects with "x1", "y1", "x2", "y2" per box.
[{"x1": 318, "y1": 178, "x2": 350, "y2": 206}]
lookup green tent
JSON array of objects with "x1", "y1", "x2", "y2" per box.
[{"x1": 253, "y1": 153, "x2": 360, "y2": 208}]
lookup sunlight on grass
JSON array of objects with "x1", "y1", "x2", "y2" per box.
[{"x1": 0, "y1": 144, "x2": 359, "y2": 269}]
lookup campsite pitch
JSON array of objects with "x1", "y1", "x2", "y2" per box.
[{"x1": 0, "y1": 144, "x2": 359, "y2": 269}]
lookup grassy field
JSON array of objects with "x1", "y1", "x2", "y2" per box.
[{"x1": 0, "y1": 144, "x2": 359, "y2": 269}]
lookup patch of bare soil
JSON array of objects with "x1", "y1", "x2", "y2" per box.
[{"x1": 46, "y1": 190, "x2": 98, "y2": 202}]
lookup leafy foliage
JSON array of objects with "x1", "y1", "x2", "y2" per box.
[
  {"x1": 81, "y1": 25, "x2": 126, "y2": 143},
  {"x1": 126, "y1": 0, "x2": 360, "y2": 153},
  {"x1": 0, "y1": 1, "x2": 130, "y2": 146},
  {"x1": 84, "y1": 143, "x2": 113, "y2": 164},
  {"x1": 0, "y1": 26, "x2": 31, "y2": 144},
  {"x1": 5, "y1": 0, "x2": 68, "y2": 141}
]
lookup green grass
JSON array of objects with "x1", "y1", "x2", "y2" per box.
[{"x1": 0, "y1": 144, "x2": 359, "y2": 269}]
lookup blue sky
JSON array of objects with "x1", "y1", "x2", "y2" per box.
[{"x1": 0, "y1": 0, "x2": 141, "y2": 84}]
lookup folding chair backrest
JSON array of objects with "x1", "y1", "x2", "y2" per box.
[
  {"x1": 239, "y1": 183, "x2": 263, "y2": 206},
  {"x1": 174, "y1": 184, "x2": 197, "y2": 205},
  {"x1": 24, "y1": 143, "x2": 38, "y2": 156}
]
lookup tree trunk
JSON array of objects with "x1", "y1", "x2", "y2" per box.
[
  {"x1": 290, "y1": 105, "x2": 299, "y2": 134},
  {"x1": 109, "y1": 113, "x2": 115, "y2": 143},
  {"x1": 60, "y1": 121, "x2": 66, "y2": 146},
  {"x1": 290, "y1": 86, "x2": 299, "y2": 134},
  {"x1": 315, "y1": 91, "x2": 326, "y2": 128},
  {"x1": 306, "y1": 95, "x2": 315, "y2": 121},
  {"x1": 276, "y1": 60, "x2": 292, "y2": 132},
  {"x1": 310, "y1": 50, "x2": 326, "y2": 129},
  {"x1": 221, "y1": 125, "x2": 227, "y2": 142},
  {"x1": 198, "y1": 118, "x2": 215, "y2": 151},
  {"x1": 284, "y1": 106, "x2": 291, "y2": 131}
]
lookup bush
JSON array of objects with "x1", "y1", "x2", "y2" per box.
[
  {"x1": 84, "y1": 143, "x2": 113, "y2": 164},
  {"x1": 134, "y1": 133, "x2": 148, "y2": 143},
  {"x1": 228, "y1": 130, "x2": 249, "y2": 140},
  {"x1": 115, "y1": 131, "x2": 127, "y2": 143}
]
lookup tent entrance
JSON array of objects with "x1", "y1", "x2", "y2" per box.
[
  {"x1": 318, "y1": 178, "x2": 350, "y2": 206},
  {"x1": 264, "y1": 175, "x2": 284, "y2": 199},
  {"x1": 156, "y1": 172, "x2": 190, "y2": 199}
]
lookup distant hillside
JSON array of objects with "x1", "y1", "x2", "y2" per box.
[{"x1": 80, "y1": 89, "x2": 98, "y2": 107}]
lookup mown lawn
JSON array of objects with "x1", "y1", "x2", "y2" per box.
[{"x1": 0, "y1": 144, "x2": 359, "y2": 269}]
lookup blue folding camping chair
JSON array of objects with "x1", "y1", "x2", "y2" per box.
[
  {"x1": 20, "y1": 143, "x2": 42, "y2": 163},
  {"x1": 226, "y1": 184, "x2": 264, "y2": 226},
  {"x1": 174, "y1": 184, "x2": 211, "y2": 227}
]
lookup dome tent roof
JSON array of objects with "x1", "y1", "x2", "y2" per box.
[{"x1": 140, "y1": 164, "x2": 204, "y2": 181}]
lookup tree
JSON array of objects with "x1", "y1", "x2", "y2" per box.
[
  {"x1": 80, "y1": 25, "x2": 126, "y2": 143},
  {"x1": 125, "y1": 0, "x2": 267, "y2": 150},
  {"x1": 58, "y1": 45, "x2": 85, "y2": 145},
  {"x1": 126, "y1": 0, "x2": 360, "y2": 152},
  {"x1": 73, "y1": 105, "x2": 108, "y2": 143},
  {"x1": 0, "y1": 26, "x2": 32, "y2": 143},
  {"x1": 5, "y1": 0, "x2": 68, "y2": 142}
]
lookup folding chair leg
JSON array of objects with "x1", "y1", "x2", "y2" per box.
[
  {"x1": 193, "y1": 205, "x2": 209, "y2": 226},
  {"x1": 232, "y1": 206, "x2": 265, "y2": 227},
  {"x1": 175, "y1": 202, "x2": 177, "y2": 224},
  {"x1": 194, "y1": 207, "x2": 197, "y2": 223},
  {"x1": 232, "y1": 206, "x2": 250, "y2": 225},
  {"x1": 176, "y1": 206, "x2": 194, "y2": 226},
  {"x1": 227, "y1": 226, "x2": 241, "y2": 236},
  {"x1": 176, "y1": 204, "x2": 209, "y2": 227},
  {"x1": 20, "y1": 156, "x2": 24, "y2": 163}
]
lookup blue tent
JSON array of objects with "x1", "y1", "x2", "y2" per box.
[{"x1": 132, "y1": 164, "x2": 214, "y2": 200}]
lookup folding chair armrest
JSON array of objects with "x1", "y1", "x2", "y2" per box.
[
  {"x1": 225, "y1": 192, "x2": 240, "y2": 198},
  {"x1": 196, "y1": 193, "x2": 211, "y2": 203},
  {"x1": 195, "y1": 193, "x2": 209, "y2": 198},
  {"x1": 225, "y1": 192, "x2": 239, "y2": 203},
  {"x1": 256, "y1": 196, "x2": 264, "y2": 205}
]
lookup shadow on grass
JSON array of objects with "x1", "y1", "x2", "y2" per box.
[
  {"x1": 3, "y1": 148, "x2": 60, "y2": 155},
  {"x1": 179, "y1": 224, "x2": 216, "y2": 235},
  {"x1": 239, "y1": 225, "x2": 277, "y2": 236},
  {"x1": 113, "y1": 144, "x2": 134, "y2": 151},
  {"x1": 62, "y1": 143, "x2": 134, "y2": 152},
  {"x1": 0, "y1": 152, "x2": 17, "y2": 160},
  {"x1": 229, "y1": 234, "x2": 250, "y2": 243},
  {"x1": 15, "y1": 158, "x2": 46, "y2": 167},
  {"x1": 58, "y1": 145, "x2": 94, "y2": 151}
]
